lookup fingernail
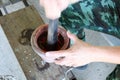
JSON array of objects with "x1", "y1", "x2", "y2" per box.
[
  {"x1": 46, "y1": 52, "x2": 50, "y2": 57},
  {"x1": 67, "y1": 30, "x2": 70, "y2": 33},
  {"x1": 44, "y1": 59, "x2": 54, "y2": 63}
]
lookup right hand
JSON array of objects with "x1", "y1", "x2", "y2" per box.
[
  {"x1": 42, "y1": 31, "x2": 96, "y2": 67},
  {"x1": 40, "y1": 0, "x2": 80, "y2": 19}
]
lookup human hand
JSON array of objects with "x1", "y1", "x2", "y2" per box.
[
  {"x1": 43, "y1": 31, "x2": 97, "y2": 67},
  {"x1": 40, "y1": 0, "x2": 80, "y2": 19}
]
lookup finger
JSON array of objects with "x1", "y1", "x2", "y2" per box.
[
  {"x1": 54, "y1": 58, "x2": 67, "y2": 66},
  {"x1": 45, "y1": 50, "x2": 68, "y2": 59},
  {"x1": 55, "y1": 58, "x2": 64, "y2": 65},
  {"x1": 67, "y1": 31, "x2": 78, "y2": 43},
  {"x1": 44, "y1": 0, "x2": 61, "y2": 19},
  {"x1": 55, "y1": 58, "x2": 74, "y2": 67},
  {"x1": 40, "y1": 54, "x2": 55, "y2": 63},
  {"x1": 42, "y1": 57, "x2": 55, "y2": 63}
]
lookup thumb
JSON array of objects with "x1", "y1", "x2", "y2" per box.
[{"x1": 67, "y1": 31, "x2": 78, "y2": 43}]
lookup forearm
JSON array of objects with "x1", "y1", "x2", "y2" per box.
[{"x1": 93, "y1": 46, "x2": 120, "y2": 64}]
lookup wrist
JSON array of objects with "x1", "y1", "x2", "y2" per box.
[
  {"x1": 88, "y1": 46, "x2": 106, "y2": 63},
  {"x1": 90, "y1": 46, "x2": 113, "y2": 63}
]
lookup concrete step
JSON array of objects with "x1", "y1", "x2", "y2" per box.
[
  {"x1": 0, "y1": 1, "x2": 26, "y2": 15},
  {"x1": 0, "y1": 1, "x2": 27, "y2": 80},
  {"x1": 0, "y1": 25, "x2": 27, "y2": 80}
]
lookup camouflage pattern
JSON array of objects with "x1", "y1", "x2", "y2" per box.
[
  {"x1": 59, "y1": 0, "x2": 120, "y2": 39},
  {"x1": 59, "y1": 0, "x2": 120, "y2": 80}
]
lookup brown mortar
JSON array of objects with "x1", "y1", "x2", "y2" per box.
[
  {"x1": 31, "y1": 24, "x2": 69, "y2": 60},
  {"x1": 37, "y1": 31, "x2": 64, "y2": 51}
]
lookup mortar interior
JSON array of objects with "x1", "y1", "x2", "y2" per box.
[{"x1": 37, "y1": 31, "x2": 64, "y2": 52}]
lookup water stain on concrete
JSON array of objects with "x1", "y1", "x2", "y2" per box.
[
  {"x1": 34, "y1": 59, "x2": 50, "y2": 71},
  {"x1": 19, "y1": 28, "x2": 34, "y2": 45}
]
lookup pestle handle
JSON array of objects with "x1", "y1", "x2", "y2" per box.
[{"x1": 47, "y1": 19, "x2": 59, "y2": 45}]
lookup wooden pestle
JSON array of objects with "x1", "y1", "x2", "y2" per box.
[{"x1": 47, "y1": 19, "x2": 59, "y2": 45}]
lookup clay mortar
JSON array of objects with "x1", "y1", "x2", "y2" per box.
[{"x1": 31, "y1": 24, "x2": 69, "y2": 60}]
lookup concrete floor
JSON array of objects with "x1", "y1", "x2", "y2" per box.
[
  {"x1": 0, "y1": 0, "x2": 120, "y2": 80},
  {"x1": 0, "y1": 24, "x2": 27, "y2": 80},
  {"x1": 0, "y1": 1, "x2": 27, "y2": 80}
]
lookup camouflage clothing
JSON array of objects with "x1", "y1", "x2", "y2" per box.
[
  {"x1": 59, "y1": 0, "x2": 120, "y2": 80},
  {"x1": 60, "y1": 0, "x2": 120, "y2": 39}
]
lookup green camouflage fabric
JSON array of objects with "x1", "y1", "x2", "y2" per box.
[
  {"x1": 59, "y1": 0, "x2": 120, "y2": 39},
  {"x1": 59, "y1": 0, "x2": 120, "y2": 80}
]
